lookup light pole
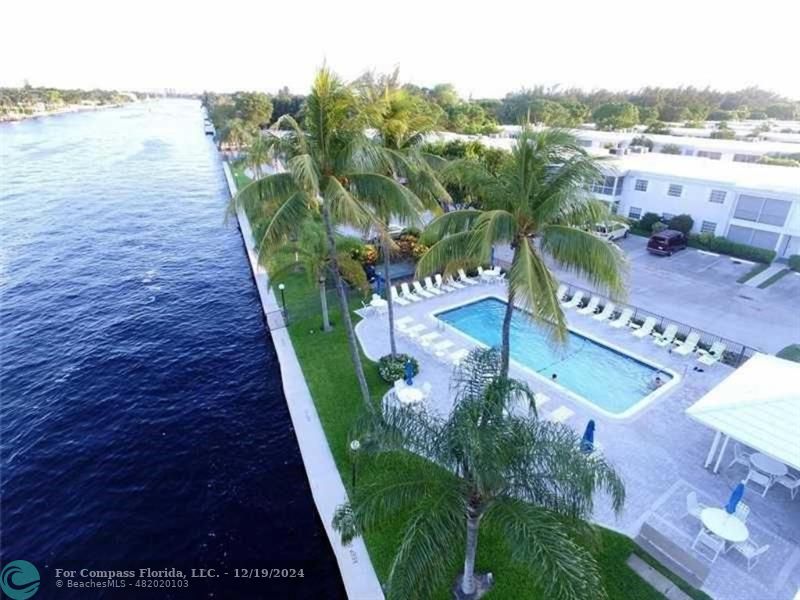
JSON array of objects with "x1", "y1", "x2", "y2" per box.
[
  {"x1": 278, "y1": 283, "x2": 286, "y2": 322},
  {"x1": 349, "y1": 439, "x2": 361, "y2": 492}
]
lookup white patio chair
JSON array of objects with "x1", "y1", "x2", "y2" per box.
[
  {"x1": 458, "y1": 268, "x2": 478, "y2": 286},
  {"x1": 776, "y1": 473, "x2": 800, "y2": 500},
  {"x1": 413, "y1": 280, "x2": 435, "y2": 299},
  {"x1": 443, "y1": 274, "x2": 465, "y2": 289},
  {"x1": 431, "y1": 340, "x2": 455, "y2": 359},
  {"x1": 390, "y1": 285, "x2": 410, "y2": 306},
  {"x1": 727, "y1": 443, "x2": 752, "y2": 471},
  {"x1": 674, "y1": 331, "x2": 701, "y2": 356},
  {"x1": 732, "y1": 539, "x2": 770, "y2": 572},
  {"x1": 555, "y1": 284, "x2": 568, "y2": 302},
  {"x1": 744, "y1": 468, "x2": 774, "y2": 497},
  {"x1": 424, "y1": 276, "x2": 444, "y2": 295},
  {"x1": 593, "y1": 302, "x2": 615, "y2": 321},
  {"x1": 609, "y1": 307, "x2": 633, "y2": 329},
  {"x1": 685, "y1": 491, "x2": 707, "y2": 520},
  {"x1": 734, "y1": 501, "x2": 750, "y2": 523},
  {"x1": 418, "y1": 332, "x2": 442, "y2": 348},
  {"x1": 576, "y1": 296, "x2": 601, "y2": 315},
  {"x1": 653, "y1": 324, "x2": 678, "y2": 346},
  {"x1": 561, "y1": 291, "x2": 584, "y2": 309},
  {"x1": 692, "y1": 528, "x2": 725, "y2": 563},
  {"x1": 632, "y1": 317, "x2": 657, "y2": 338},
  {"x1": 698, "y1": 341, "x2": 726, "y2": 366},
  {"x1": 434, "y1": 273, "x2": 456, "y2": 292},
  {"x1": 477, "y1": 266, "x2": 489, "y2": 283},
  {"x1": 400, "y1": 282, "x2": 422, "y2": 302}
]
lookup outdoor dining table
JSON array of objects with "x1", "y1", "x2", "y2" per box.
[
  {"x1": 396, "y1": 386, "x2": 424, "y2": 405},
  {"x1": 750, "y1": 452, "x2": 789, "y2": 478},
  {"x1": 700, "y1": 507, "x2": 749, "y2": 549}
]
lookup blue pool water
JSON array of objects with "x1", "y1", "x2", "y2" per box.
[{"x1": 438, "y1": 297, "x2": 669, "y2": 414}]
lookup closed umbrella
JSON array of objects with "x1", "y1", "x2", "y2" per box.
[
  {"x1": 580, "y1": 420, "x2": 596, "y2": 454},
  {"x1": 404, "y1": 360, "x2": 414, "y2": 386},
  {"x1": 725, "y1": 482, "x2": 745, "y2": 515}
]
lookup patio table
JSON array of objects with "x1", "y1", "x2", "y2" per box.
[
  {"x1": 750, "y1": 453, "x2": 788, "y2": 478},
  {"x1": 396, "y1": 386, "x2": 424, "y2": 405},
  {"x1": 700, "y1": 508, "x2": 749, "y2": 548}
]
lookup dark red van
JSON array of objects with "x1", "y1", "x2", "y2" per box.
[{"x1": 647, "y1": 230, "x2": 688, "y2": 256}]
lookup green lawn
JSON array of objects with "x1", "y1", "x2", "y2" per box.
[
  {"x1": 777, "y1": 344, "x2": 800, "y2": 363},
  {"x1": 736, "y1": 263, "x2": 769, "y2": 284},
  {"x1": 756, "y1": 268, "x2": 791, "y2": 289},
  {"x1": 231, "y1": 161, "x2": 708, "y2": 599}
]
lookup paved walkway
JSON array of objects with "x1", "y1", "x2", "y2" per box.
[
  {"x1": 355, "y1": 282, "x2": 800, "y2": 600},
  {"x1": 745, "y1": 264, "x2": 786, "y2": 288},
  {"x1": 224, "y1": 163, "x2": 384, "y2": 600}
]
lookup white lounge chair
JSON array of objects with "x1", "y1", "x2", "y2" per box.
[
  {"x1": 555, "y1": 284, "x2": 568, "y2": 302},
  {"x1": 445, "y1": 275, "x2": 465, "y2": 289},
  {"x1": 685, "y1": 491, "x2": 707, "y2": 520},
  {"x1": 458, "y1": 269, "x2": 478, "y2": 286},
  {"x1": 593, "y1": 302, "x2": 615, "y2": 321},
  {"x1": 732, "y1": 539, "x2": 770, "y2": 571},
  {"x1": 776, "y1": 473, "x2": 800, "y2": 499},
  {"x1": 632, "y1": 317, "x2": 657, "y2": 338},
  {"x1": 653, "y1": 324, "x2": 678, "y2": 347},
  {"x1": 449, "y1": 348, "x2": 470, "y2": 366},
  {"x1": 431, "y1": 340, "x2": 455, "y2": 359},
  {"x1": 561, "y1": 291, "x2": 584, "y2": 309},
  {"x1": 698, "y1": 341, "x2": 726, "y2": 366},
  {"x1": 395, "y1": 316, "x2": 414, "y2": 327},
  {"x1": 424, "y1": 276, "x2": 445, "y2": 295},
  {"x1": 533, "y1": 393, "x2": 551, "y2": 411},
  {"x1": 674, "y1": 331, "x2": 701, "y2": 356},
  {"x1": 434, "y1": 273, "x2": 456, "y2": 292},
  {"x1": 396, "y1": 318, "x2": 416, "y2": 332},
  {"x1": 413, "y1": 280, "x2": 434, "y2": 299},
  {"x1": 744, "y1": 468, "x2": 774, "y2": 497},
  {"x1": 609, "y1": 308, "x2": 633, "y2": 329},
  {"x1": 547, "y1": 406, "x2": 574, "y2": 423},
  {"x1": 477, "y1": 266, "x2": 489, "y2": 282},
  {"x1": 577, "y1": 296, "x2": 601, "y2": 315},
  {"x1": 418, "y1": 332, "x2": 442, "y2": 347},
  {"x1": 390, "y1": 286, "x2": 410, "y2": 306},
  {"x1": 400, "y1": 323, "x2": 426, "y2": 337},
  {"x1": 400, "y1": 282, "x2": 422, "y2": 302}
]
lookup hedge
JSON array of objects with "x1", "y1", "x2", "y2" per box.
[
  {"x1": 688, "y1": 233, "x2": 776, "y2": 264},
  {"x1": 788, "y1": 255, "x2": 800, "y2": 272}
]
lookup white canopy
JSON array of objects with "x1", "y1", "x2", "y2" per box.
[{"x1": 686, "y1": 352, "x2": 800, "y2": 472}]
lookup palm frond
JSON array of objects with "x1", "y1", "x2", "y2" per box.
[
  {"x1": 322, "y1": 176, "x2": 371, "y2": 230},
  {"x1": 468, "y1": 209, "x2": 517, "y2": 263},
  {"x1": 347, "y1": 172, "x2": 424, "y2": 226},
  {"x1": 231, "y1": 172, "x2": 298, "y2": 215},
  {"x1": 258, "y1": 191, "x2": 314, "y2": 252},
  {"x1": 287, "y1": 153, "x2": 320, "y2": 196},
  {"x1": 419, "y1": 209, "x2": 482, "y2": 244},
  {"x1": 415, "y1": 231, "x2": 477, "y2": 278}
]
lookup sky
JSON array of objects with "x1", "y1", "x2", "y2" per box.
[{"x1": 2, "y1": 0, "x2": 799, "y2": 99}]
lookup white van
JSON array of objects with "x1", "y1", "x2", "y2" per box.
[{"x1": 594, "y1": 222, "x2": 630, "y2": 242}]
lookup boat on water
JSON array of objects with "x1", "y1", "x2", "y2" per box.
[{"x1": 204, "y1": 120, "x2": 215, "y2": 135}]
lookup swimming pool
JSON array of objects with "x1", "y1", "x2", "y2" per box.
[{"x1": 437, "y1": 297, "x2": 672, "y2": 416}]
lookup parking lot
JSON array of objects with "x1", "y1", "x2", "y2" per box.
[{"x1": 497, "y1": 236, "x2": 799, "y2": 353}]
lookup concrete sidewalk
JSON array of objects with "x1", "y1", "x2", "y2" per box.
[{"x1": 224, "y1": 163, "x2": 384, "y2": 600}]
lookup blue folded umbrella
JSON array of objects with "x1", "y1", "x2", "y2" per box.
[
  {"x1": 580, "y1": 420, "x2": 596, "y2": 454},
  {"x1": 404, "y1": 360, "x2": 414, "y2": 386},
  {"x1": 725, "y1": 482, "x2": 745, "y2": 515}
]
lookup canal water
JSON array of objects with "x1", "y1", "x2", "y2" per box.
[{"x1": 0, "y1": 100, "x2": 344, "y2": 598}]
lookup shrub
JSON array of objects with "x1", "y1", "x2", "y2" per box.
[
  {"x1": 748, "y1": 110, "x2": 768, "y2": 120},
  {"x1": 758, "y1": 156, "x2": 800, "y2": 168},
  {"x1": 710, "y1": 129, "x2": 735, "y2": 140},
  {"x1": 652, "y1": 221, "x2": 668, "y2": 233},
  {"x1": 378, "y1": 353, "x2": 419, "y2": 382},
  {"x1": 630, "y1": 135, "x2": 653, "y2": 150},
  {"x1": 687, "y1": 234, "x2": 776, "y2": 263},
  {"x1": 353, "y1": 243, "x2": 378, "y2": 266},
  {"x1": 789, "y1": 255, "x2": 800, "y2": 272},
  {"x1": 639, "y1": 212, "x2": 661, "y2": 232},
  {"x1": 660, "y1": 143, "x2": 682, "y2": 155},
  {"x1": 644, "y1": 121, "x2": 670, "y2": 134},
  {"x1": 411, "y1": 242, "x2": 429, "y2": 260},
  {"x1": 667, "y1": 214, "x2": 694, "y2": 235}
]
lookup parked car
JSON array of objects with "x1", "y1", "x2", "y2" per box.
[
  {"x1": 593, "y1": 222, "x2": 630, "y2": 242},
  {"x1": 647, "y1": 230, "x2": 688, "y2": 256}
]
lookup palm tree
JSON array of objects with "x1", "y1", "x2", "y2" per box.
[
  {"x1": 417, "y1": 128, "x2": 626, "y2": 377},
  {"x1": 356, "y1": 70, "x2": 450, "y2": 356},
  {"x1": 241, "y1": 134, "x2": 272, "y2": 179},
  {"x1": 233, "y1": 67, "x2": 428, "y2": 412},
  {"x1": 262, "y1": 220, "x2": 368, "y2": 331},
  {"x1": 220, "y1": 117, "x2": 254, "y2": 153},
  {"x1": 333, "y1": 348, "x2": 625, "y2": 600}
]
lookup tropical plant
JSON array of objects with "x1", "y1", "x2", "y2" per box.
[
  {"x1": 262, "y1": 220, "x2": 367, "y2": 331},
  {"x1": 233, "y1": 67, "x2": 430, "y2": 412},
  {"x1": 333, "y1": 348, "x2": 625, "y2": 600},
  {"x1": 241, "y1": 134, "x2": 272, "y2": 179},
  {"x1": 592, "y1": 102, "x2": 639, "y2": 130},
  {"x1": 377, "y1": 353, "x2": 419, "y2": 382},
  {"x1": 660, "y1": 143, "x2": 682, "y2": 155},
  {"x1": 417, "y1": 128, "x2": 626, "y2": 377},
  {"x1": 667, "y1": 214, "x2": 694, "y2": 235}
]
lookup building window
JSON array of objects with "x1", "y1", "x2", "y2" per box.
[
  {"x1": 701, "y1": 221, "x2": 717, "y2": 234},
  {"x1": 697, "y1": 150, "x2": 722, "y2": 160},
  {"x1": 591, "y1": 175, "x2": 616, "y2": 195},
  {"x1": 726, "y1": 225, "x2": 780, "y2": 250},
  {"x1": 634, "y1": 179, "x2": 648, "y2": 192},
  {"x1": 614, "y1": 176, "x2": 625, "y2": 196},
  {"x1": 733, "y1": 154, "x2": 759, "y2": 163},
  {"x1": 628, "y1": 206, "x2": 642, "y2": 220},
  {"x1": 733, "y1": 194, "x2": 791, "y2": 227},
  {"x1": 709, "y1": 190, "x2": 727, "y2": 204},
  {"x1": 667, "y1": 184, "x2": 683, "y2": 197},
  {"x1": 662, "y1": 213, "x2": 675, "y2": 221}
]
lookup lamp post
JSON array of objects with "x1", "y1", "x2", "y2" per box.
[
  {"x1": 349, "y1": 439, "x2": 361, "y2": 492},
  {"x1": 278, "y1": 283, "x2": 286, "y2": 322}
]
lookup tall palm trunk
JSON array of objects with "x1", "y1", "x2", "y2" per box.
[
  {"x1": 320, "y1": 199, "x2": 373, "y2": 412},
  {"x1": 500, "y1": 286, "x2": 516, "y2": 379},
  {"x1": 461, "y1": 506, "x2": 482, "y2": 595},
  {"x1": 382, "y1": 234, "x2": 397, "y2": 357},
  {"x1": 319, "y1": 277, "x2": 331, "y2": 332}
]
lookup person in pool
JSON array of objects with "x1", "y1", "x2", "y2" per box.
[
  {"x1": 551, "y1": 373, "x2": 558, "y2": 382},
  {"x1": 652, "y1": 375, "x2": 664, "y2": 389}
]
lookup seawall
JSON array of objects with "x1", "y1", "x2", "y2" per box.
[{"x1": 221, "y1": 162, "x2": 384, "y2": 600}]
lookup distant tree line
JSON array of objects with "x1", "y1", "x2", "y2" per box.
[{"x1": 0, "y1": 85, "x2": 138, "y2": 117}]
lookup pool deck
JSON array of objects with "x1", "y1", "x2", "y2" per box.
[{"x1": 355, "y1": 282, "x2": 800, "y2": 600}]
